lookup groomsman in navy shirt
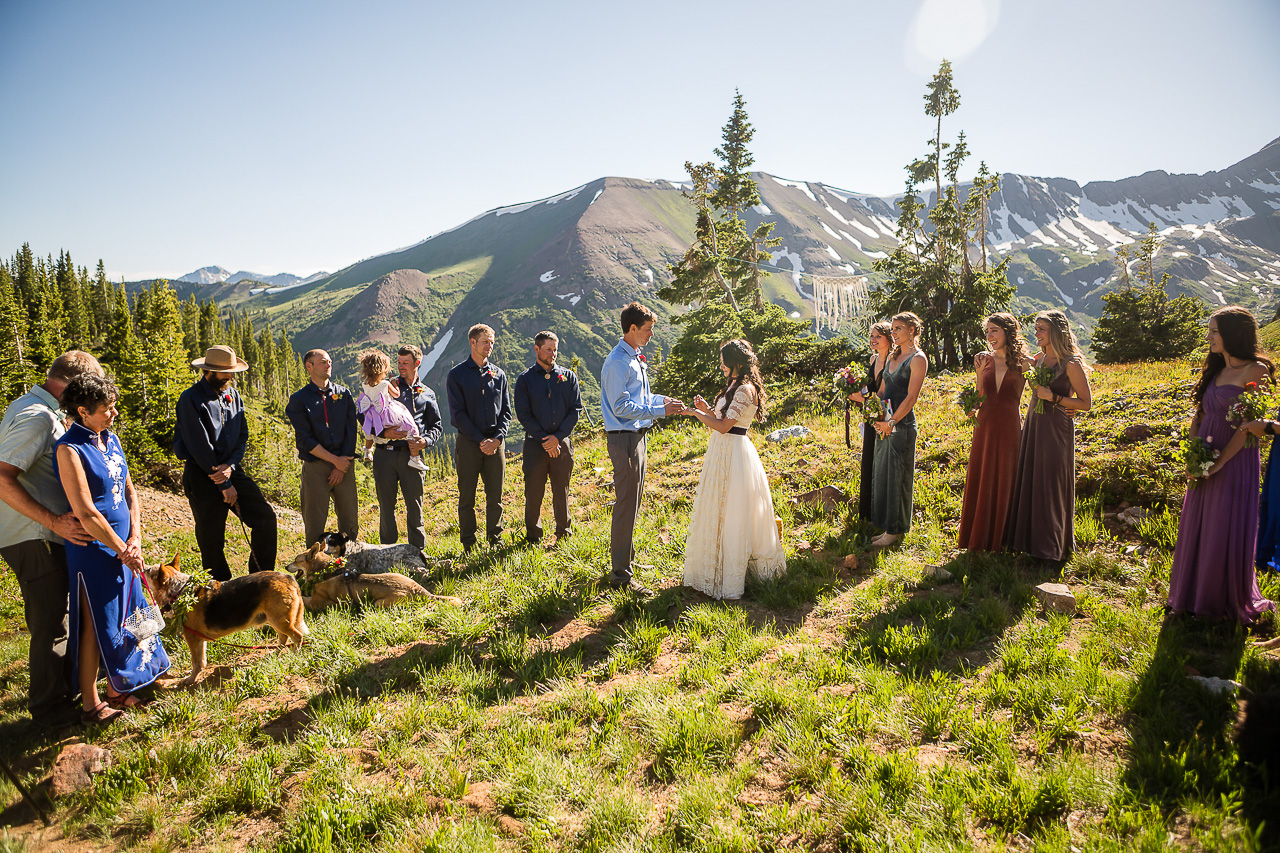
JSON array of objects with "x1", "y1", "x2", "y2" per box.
[
  {"x1": 285, "y1": 349, "x2": 358, "y2": 546},
  {"x1": 446, "y1": 324, "x2": 511, "y2": 551},
  {"x1": 513, "y1": 331, "x2": 582, "y2": 545}
]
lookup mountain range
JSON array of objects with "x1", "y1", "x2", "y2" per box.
[{"x1": 150, "y1": 136, "x2": 1280, "y2": 395}]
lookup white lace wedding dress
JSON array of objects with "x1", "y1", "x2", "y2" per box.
[{"x1": 683, "y1": 384, "x2": 787, "y2": 599}]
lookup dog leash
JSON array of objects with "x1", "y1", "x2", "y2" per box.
[{"x1": 228, "y1": 501, "x2": 269, "y2": 573}]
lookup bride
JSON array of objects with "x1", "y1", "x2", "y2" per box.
[{"x1": 681, "y1": 340, "x2": 786, "y2": 599}]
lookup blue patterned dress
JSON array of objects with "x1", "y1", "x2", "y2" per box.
[{"x1": 55, "y1": 423, "x2": 169, "y2": 692}]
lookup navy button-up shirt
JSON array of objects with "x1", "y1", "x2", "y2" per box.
[
  {"x1": 446, "y1": 358, "x2": 511, "y2": 444},
  {"x1": 173, "y1": 378, "x2": 247, "y2": 490},
  {"x1": 514, "y1": 363, "x2": 582, "y2": 442},
  {"x1": 285, "y1": 381, "x2": 358, "y2": 461},
  {"x1": 375, "y1": 376, "x2": 443, "y2": 452}
]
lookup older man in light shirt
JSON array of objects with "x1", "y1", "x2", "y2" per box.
[{"x1": 600, "y1": 302, "x2": 683, "y2": 593}]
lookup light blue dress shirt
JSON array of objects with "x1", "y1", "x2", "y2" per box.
[{"x1": 601, "y1": 339, "x2": 666, "y2": 431}]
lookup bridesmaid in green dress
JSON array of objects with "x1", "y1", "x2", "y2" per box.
[{"x1": 870, "y1": 312, "x2": 928, "y2": 548}]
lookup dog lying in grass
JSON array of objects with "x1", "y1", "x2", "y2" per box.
[
  {"x1": 318, "y1": 532, "x2": 449, "y2": 583},
  {"x1": 144, "y1": 553, "x2": 308, "y2": 684},
  {"x1": 287, "y1": 542, "x2": 463, "y2": 610}
]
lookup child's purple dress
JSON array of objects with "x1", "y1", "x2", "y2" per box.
[{"x1": 358, "y1": 380, "x2": 419, "y2": 439}]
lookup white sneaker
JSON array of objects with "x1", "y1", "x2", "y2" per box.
[{"x1": 408, "y1": 455, "x2": 428, "y2": 472}]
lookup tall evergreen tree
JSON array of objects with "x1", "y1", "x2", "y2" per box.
[
  {"x1": 870, "y1": 60, "x2": 1014, "y2": 370},
  {"x1": 661, "y1": 90, "x2": 778, "y2": 313},
  {"x1": 56, "y1": 249, "x2": 89, "y2": 349},
  {"x1": 0, "y1": 263, "x2": 34, "y2": 401}
]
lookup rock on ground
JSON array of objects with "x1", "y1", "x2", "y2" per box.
[
  {"x1": 1033, "y1": 582, "x2": 1077, "y2": 614},
  {"x1": 50, "y1": 743, "x2": 109, "y2": 796}
]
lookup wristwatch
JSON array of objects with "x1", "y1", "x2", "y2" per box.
[{"x1": 1266, "y1": 421, "x2": 1276, "y2": 436}]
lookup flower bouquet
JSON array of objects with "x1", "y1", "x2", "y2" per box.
[
  {"x1": 1181, "y1": 435, "x2": 1219, "y2": 488},
  {"x1": 1023, "y1": 365, "x2": 1056, "y2": 414},
  {"x1": 1228, "y1": 381, "x2": 1274, "y2": 447},
  {"x1": 957, "y1": 383, "x2": 984, "y2": 419},
  {"x1": 863, "y1": 392, "x2": 889, "y2": 438},
  {"x1": 833, "y1": 365, "x2": 865, "y2": 396}
]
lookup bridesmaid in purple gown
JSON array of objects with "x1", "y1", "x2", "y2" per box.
[{"x1": 1168, "y1": 306, "x2": 1274, "y2": 623}]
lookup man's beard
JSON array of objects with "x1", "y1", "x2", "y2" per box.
[{"x1": 206, "y1": 374, "x2": 233, "y2": 391}]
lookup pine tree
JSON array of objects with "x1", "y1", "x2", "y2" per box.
[
  {"x1": 181, "y1": 294, "x2": 201, "y2": 359},
  {"x1": 56, "y1": 249, "x2": 89, "y2": 349},
  {"x1": 1092, "y1": 222, "x2": 1205, "y2": 363},
  {"x1": 661, "y1": 91, "x2": 778, "y2": 313},
  {"x1": 0, "y1": 263, "x2": 35, "y2": 402},
  {"x1": 870, "y1": 60, "x2": 1014, "y2": 370}
]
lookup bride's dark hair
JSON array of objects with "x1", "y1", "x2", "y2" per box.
[{"x1": 716, "y1": 339, "x2": 767, "y2": 421}]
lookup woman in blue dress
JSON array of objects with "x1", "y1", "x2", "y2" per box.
[{"x1": 55, "y1": 373, "x2": 169, "y2": 723}]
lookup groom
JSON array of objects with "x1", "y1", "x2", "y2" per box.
[{"x1": 600, "y1": 301, "x2": 683, "y2": 592}]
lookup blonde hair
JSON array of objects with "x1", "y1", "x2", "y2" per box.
[
  {"x1": 1035, "y1": 310, "x2": 1087, "y2": 370},
  {"x1": 889, "y1": 312, "x2": 923, "y2": 361},
  {"x1": 358, "y1": 350, "x2": 392, "y2": 385}
]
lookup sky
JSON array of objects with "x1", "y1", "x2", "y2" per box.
[{"x1": 1, "y1": 0, "x2": 1277, "y2": 281}]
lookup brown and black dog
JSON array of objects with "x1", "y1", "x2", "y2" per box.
[
  {"x1": 145, "y1": 553, "x2": 309, "y2": 684},
  {"x1": 287, "y1": 543, "x2": 463, "y2": 610}
]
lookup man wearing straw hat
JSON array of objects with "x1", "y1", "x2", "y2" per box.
[{"x1": 174, "y1": 345, "x2": 278, "y2": 581}]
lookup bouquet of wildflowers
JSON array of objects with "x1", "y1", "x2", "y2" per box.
[
  {"x1": 1023, "y1": 365, "x2": 1056, "y2": 415},
  {"x1": 833, "y1": 365, "x2": 865, "y2": 396},
  {"x1": 1181, "y1": 435, "x2": 1219, "y2": 487},
  {"x1": 863, "y1": 392, "x2": 888, "y2": 438},
  {"x1": 1228, "y1": 381, "x2": 1274, "y2": 447},
  {"x1": 957, "y1": 383, "x2": 984, "y2": 420}
]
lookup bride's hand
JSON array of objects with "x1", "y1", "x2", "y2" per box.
[{"x1": 693, "y1": 395, "x2": 711, "y2": 414}]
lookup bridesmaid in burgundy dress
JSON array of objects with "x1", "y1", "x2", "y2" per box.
[
  {"x1": 957, "y1": 313, "x2": 1031, "y2": 551},
  {"x1": 849, "y1": 322, "x2": 892, "y2": 520},
  {"x1": 1169, "y1": 306, "x2": 1274, "y2": 623}
]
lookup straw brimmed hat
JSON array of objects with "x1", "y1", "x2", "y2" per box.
[{"x1": 191, "y1": 345, "x2": 250, "y2": 373}]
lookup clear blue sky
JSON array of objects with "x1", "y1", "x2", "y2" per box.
[{"x1": 2, "y1": 0, "x2": 1276, "y2": 281}]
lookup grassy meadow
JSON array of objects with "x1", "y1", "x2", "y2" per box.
[{"x1": 1, "y1": 359, "x2": 1279, "y2": 851}]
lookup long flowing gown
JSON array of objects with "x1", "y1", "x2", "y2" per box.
[
  {"x1": 1004, "y1": 360, "x2": 1075, "y2": 561},
  {"x1": 683, "y1": 385, "x2": 786, "y2": 599},
  {"x1": 870, "y1": 354, "x2": 919, "y2": 535},
  {"x1": 1257, "y1": 409, "x2": 1280, "y2": 572},
  {"x1": 55, "y1": 423, "x2": 170, "y2": 693},
  {"x1": 957, "y1": 359, "x2": 1026, "y2": 551},
  {"x1": 857, "y1": 356, "x2": 884, "y2": 520},
  {"x1": 1169, "y1": 383, "x2": 1273, "y2": 622}
]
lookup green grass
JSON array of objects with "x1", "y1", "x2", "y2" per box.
[{"x1": 1, "y1": 359, "x2": 1278, "y2": 850}]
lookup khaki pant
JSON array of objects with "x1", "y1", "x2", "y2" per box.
[
  {"x1": 607, "y1": 430, "x2": 647, "y2": 579},
  {"x1": 300, "y1": 459, "x2": 359, "y2": 546},
  {"x1": 523, "y1": 437, "x2": 573, "y2": 542}
]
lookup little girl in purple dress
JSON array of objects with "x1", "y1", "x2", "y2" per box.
[{"x1": 357, "y1": 350, "x2": 427, "y2": 472}]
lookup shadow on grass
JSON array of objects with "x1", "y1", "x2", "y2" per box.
[
  {"x1": 842, "y1": 551, "x2": 1048, "y2": 678},
  {"x1": 1120, "y1": 613, "x2": 1280, "y2": 848}
]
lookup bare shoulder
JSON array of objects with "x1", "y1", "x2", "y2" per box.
[{"x1": 1248, "y1": 361, "x2": 1272, "y2": 385}]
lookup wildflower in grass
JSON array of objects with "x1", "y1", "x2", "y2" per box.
[
  {"x1": 1023, "y1": 365, "x2": 1056, "y2": 414},
  {"x1": 1228, "y1": 381, "x2": 1274, "y2": 447},
  {"x1": 957, "y1": 383, "x2": 984, "y2": 419},
  {"x1": 1180, "y1": 434, "x2": 1219, "y2": 487}
]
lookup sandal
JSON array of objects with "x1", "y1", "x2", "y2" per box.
[
  {"x1": 105, "y1": 691, "x2": 151, "y2": 710},
  {"x1": 81, "y1": 701, "x2": 123, "y2": 725}
]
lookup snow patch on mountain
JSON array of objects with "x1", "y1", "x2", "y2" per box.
[
  {"x1": 495, "y1": 184, "x2": 586, "y2": 217},
  {"x1": 821, "y1": 222, "x2": 842, "y2": 241},
  {"x1": 847, "y1": 219, "x2": 879, "y2": 241},
  {"x1": 540, "y1": 270, "x2": 559, "y2": 282},
  {"x1": 752, "y1": 203, "x2": 772, "y2": 215},
  {"x1": 770, "y1": 176, "x2": 817, "y2": 203},
  {"x1": 420, "y1": 328, "x2": 455, "y2": 376}
]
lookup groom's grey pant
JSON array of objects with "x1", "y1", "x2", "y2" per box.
[{"x1": 607, "y1": 429, "x2": 647, "y2": 579}]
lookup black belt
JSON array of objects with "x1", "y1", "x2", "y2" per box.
[
  {"x1": 607, "y1": 427, "x2": 649, "y2": 435},
  {"x1": 728, "y1": 427, "x2": 748, "y2": 435}
]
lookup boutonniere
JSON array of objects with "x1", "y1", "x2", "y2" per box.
[
  {"x1": 412, "y1": 383, "x2": 425, "y2": 395},
  {"x1": 329, "y1": 391, "x2": 341, "y2": 401},
  {"x1": 557, "y1": 373, "x2": 567, "y2": 383},
  {"x1": 221, "y1": 393, "x2": 232, "y2": 405},
  {"x1": 637, "y1": 353, "x2": 647, "y2": 363}
]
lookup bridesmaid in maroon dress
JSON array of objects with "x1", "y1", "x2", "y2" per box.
[
  {"x1": 957, "y1": 313, "x2": 1031, "y2": 551},
  {"x1": 849, "y1": 322, "x2": 892, "y2": 520},
  {"x1": 1168, "y1": 306, "x2": 1274, "y2": 623}
]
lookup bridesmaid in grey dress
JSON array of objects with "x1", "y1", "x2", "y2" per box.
[
  {"x1": 870, "y1": 312, "x2": 928, "y2": 548},
  {"x1": 1004, "y1": 310, "x2": 1092, "y2": 563}
]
